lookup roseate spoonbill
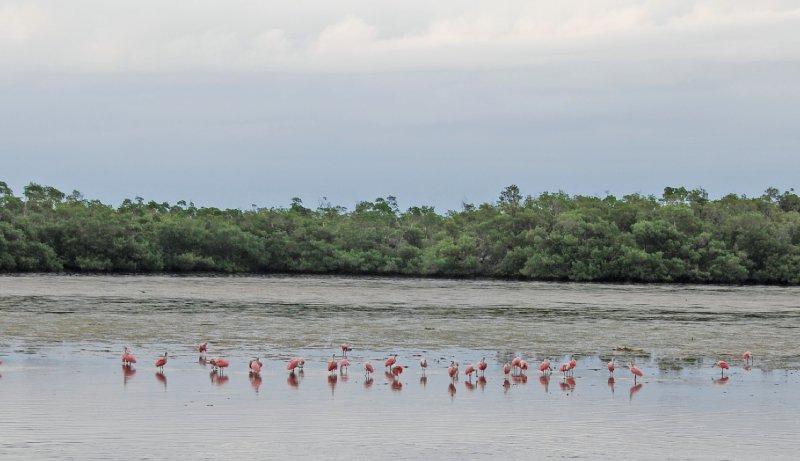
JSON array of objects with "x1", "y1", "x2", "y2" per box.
[
  {"x1": 155, "y1": 352, "x2": 168, "y2": 371},
  {"x1": 420, "y1": 358, "x2": 428, "y2": 375},
  {"x1": 559, "y1": 362, "x2": 570, "y2": 378},
  {"x1": 607, "y1": 358, "x2": 616, "y2": 376},
  {"x1": 287, "y1": 357, "x2": 304, "y2": 373},
  {"x1": 464, "y1": 364, "x2": 476, "y2": 381},
  {"x1": 338, "y1": 358, "x2": 350, "y2": 374},
  {"x1": 478, "y1": 358, "x2": 487, "y2": 376},
  {"x1": 249, "y1": 358, "x2": 262, "y2": 375},
  {"x1": 743, "y1": 351, "x2": 753, "y2": 366},
  {"x1": 511, "y1": 357, "x2": 522, "y2": 374},
  {"x1": 538, "y1": 358, "x2": 551, "y2": 375},
  {"x1": 629, "y1": 362, "x2": 643, "y2": 384},
  {"x1": 448, "y1": 361, "x2": 458, "y2": 382},
  {"x1": 503, "y1": 363, "x2": 511, "y2": 376},
  {"x1": 392, "y1": 364, "x2": 404, "y2": 380},
  {"x1": 341, "y1": 343, "x2": 352, "y2": 358},
  {"x1": 327, "y1": 355, "x2": 337, "y2": 376},
  {"x1": 568, "y1": 355, "x2": 577, "y2": 377},
  {"x1": 385, "y1": 354, "x2": 397, "y2": 370},
  {"x1": 122, "y1": 347, "x2": 137, "y2": 365},
  {"x1": 520, "y1": 360, "x2": 529, "y2": 374},
  {"x1": 364, "y1": 361, "x2": 374, "y2": 377},
  {"x1": 198, "y1": 342, "x2": 208, "y2": 354},
  {"x1": 713, "y1": 360, "x2": 730, "y2": 377},
  {"x1": 211, "y1": 357, "x2": 229, "y2": 375}
]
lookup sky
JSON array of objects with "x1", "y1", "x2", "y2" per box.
[{"x1": 1, "y1": 0, "x2": 799, "y2": 212}]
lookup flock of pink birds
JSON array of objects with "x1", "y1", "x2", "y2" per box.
[{"x1": 111, "y1": 343, "x2": 755, "y2": 386}]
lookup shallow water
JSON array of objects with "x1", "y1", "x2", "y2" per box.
[{"x1": 1, "y1": 275, "x2": 799, "y2": 459}]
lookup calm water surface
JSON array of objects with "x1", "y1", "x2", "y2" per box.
[{"x1": 0, "y1": 275, "x2": 798, "y2": 459}]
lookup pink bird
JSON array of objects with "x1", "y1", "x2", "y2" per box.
[
  {"x1": 384, "y1": 354, "x2": 397, "y2": 370},
  {"x1": 155, "y1": 352, "x2": 168, "y2": 371},
  {"x1": 448, "y1": 361, "x2": 458, "y2": 381},
  {"x1": 364, "y1": 361, "x2": 374, "y2": 377},
  {"x1": 249, "y1": 358, "x2": 262, "y2": 374},
  {"x1": 211, "y1": 357, "x2": 230, "y2": 374},
  {"x1": 478, "y1": 358, "x2": 487, "y2": 376},
  {"x1": 743, "y1": 351, "x2": 753, "y2": 366},
  {"x1": 568, "y1": 355, "x2": 577, "y2": 376},
  {"x1": 503, "y1": 363, "x2": 511, "y2": 376},
  {"x1": 327, "y1": 355, "x2": 338, "y2": 376},
  {"x1": 713, "y1": 360, "x2": 730, "y2": 377},
  {"x1": 122, "y1": 347, "x2": 137, "y2": 365},
  {"x1": 464, "y1": 364, "x2": 476, "y2": 381},
  {"x1": 629, "y1": 362, "x2": 643, "y2": 384},
  {"x1": 607, "y1": 358, "x2": 616, "y2": 375},
  {"x1": 392, "y1": 364, "x2": 404, "y2": 379},
  {"x1": 338, "y1": 358, "x2": 351, "y2": 374},
  {"x1": 520, "y1": 360, "x2": 529, "y2": 374},
  {"x1": 511, "y1": 357, "x2": 522, "y2": 374},
  {"x1": 559, "y1": 362, "x2": 570, "y2": 378},
  {"x1": 198, "y1": 342, "x2": 208, "y2": 354},
  {"x1": 341, "y1": 343, "x2": 352, "y2": 358},
  {"x1": 420, "y1": 357, "x2": 428, "y2": 376},
  {"x1": 286, "y1": 357, "x2": 304, "y2": 373},
  {"x1": 538, "y1": 358, "x2": 551, "y2": 375}
]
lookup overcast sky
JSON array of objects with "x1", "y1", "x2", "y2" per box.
[{"x1": 2, "y1": 1, "x2": 798, "y2": 211}]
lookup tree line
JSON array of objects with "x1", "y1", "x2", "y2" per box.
[{"x1": 1, "y1": 181, "x2": 799, "y2": 284}]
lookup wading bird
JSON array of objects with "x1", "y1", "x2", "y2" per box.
[
  {"x1": 210, "y1": 357, "x2": 229, "y2": 375},
  {"x1": 392, "y1": 364, "x2": 403, "y2": 380},
  {"x1": 286, "y1": 357, "x2": 304, "y2": 373},
  {"x1": 338, "y1": 358, "x2": 350, "y2": 374},
  {"x1": 198, "y1": 342, "x2": 207, "y2": 354},
  {"x1": 503, "y1": 363, "x2": 511, "y2": 376},
  {"x1": 478, "y1": 358, "x2": 487, "y2": 376},
  {"x1": 249, "y1": 358, "x2": 262, "y2": 375},
  {"x1": 385, "y1": 354, "x2": 397, "y2": 370},
  {"x1": 341, "y1": 343, "x2": 352, "y2": 358},
  {"x1": 607, "y1": 358, "x2": 616, "y2": 376},
  {"x1": 122, "y1": 347, "x2": 137, "y2": 365},
  {"x1": 539, "y1": 358, "x2": 551, "y2": 375},
  {"x1": 743, "y1": 351, "x2": 753, "y2": 366},
  {"x1": 155, "y1": 352, "x2": 168, "y2": 371},
  {"x1": 327, "y1": 355, "x2": 338, "y2": 376},
  {"x1": 364, "y1": 361, "x2": 374, "y2": 377},
  {"x1": 464, "y1": 364, "x2": 476, "y2": 382},
  {"x1": 568, "y1": 355, "x2": 577, "y2": 377},
  {"x1": 511, "y1": 357, "x2": 522, "y2": 375},
  {"x1": 629, "y1": 362, "x2": 643, "y2": 384},
  {"x1": 420, "y1": 358, "x2": 428, "y2": 375},
  {"x1": 713, "y1": 360, "x2": 730, "y2": 377},
  {"x1": 448, "y1": 361, "x2": 458, "y2": 382}
]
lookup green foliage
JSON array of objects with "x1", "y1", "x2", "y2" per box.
[{"x1": 0, "y1": 180, "x2": 799, "y2": 284}]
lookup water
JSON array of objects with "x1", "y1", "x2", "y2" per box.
[{"x1": 1, "y1": 275, "x2": 799, "y2": 459}]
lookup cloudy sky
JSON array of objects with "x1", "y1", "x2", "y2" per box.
[{"x1": 2, "y1": 0, "x2": 798, "y2": 211}]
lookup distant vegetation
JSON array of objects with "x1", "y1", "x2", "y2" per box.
[{"x1": 1, "y1": 181, "x2": 799, "y2": 284}]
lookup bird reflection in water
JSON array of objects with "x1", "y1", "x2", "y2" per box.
[
  {"x1": 713, "y1": 376, "x2": 730, "y2": 385},
  {"x1": 287, "y1": 372, "x2": 300, "y2": 389},
  {"x1": 250, "y1": 373, "x2": 262, "y2": 393},
  {"x1": 155, "y1": 371, "x2": 167, "y2": 390},
  {"x1": 539, "y1": 375, "x2": 550, "y2": 393},
  {"x1": 419, "y1": 375, "x2": 427, "y2": 388},
  {"x1": 384, "y1": 371, "x2": 395, "y2": 383},
  {"x1": 477, "y1": 376, "x2": 487, "y2": 392},
  {"x1": 210, "y1": 371, "x2": 229, "y2": 387},
  {"x1": 464, "y1": 380, "x2": 475, "y2": 392},
  {"x1": 364, "y1": 377, "x2": 374, "y2": 389},
  {"x1": 629, "y1": 383, "x2": 643, "y2": 402},
  {"x1": 608, "y1": 377, "x2": 615, "y2": 396},
  {"x1": 560, "y1": 377, "x2": 576, "y2": 394},
  {"x1": 512, "y1": 373, "x2": 528, "y2": 385},
  {"x1": 122, "y1": 364, "x2": 136, "y2": 387},
  {"x1": 448, "y1": 383, "x2": 457, "y2": 401},
  {"x1": 503, "y1": 378, "x2": 511, "y2": 394},
  {"x1": 391, "y1": 380, "x2": 403, "y2": 392},
  {"x1": 198, "y1": 356, "x2": 207, "y2": 367},
  {"x1": 328, "y1": 374, "x2": 338, "y2": 397}
]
